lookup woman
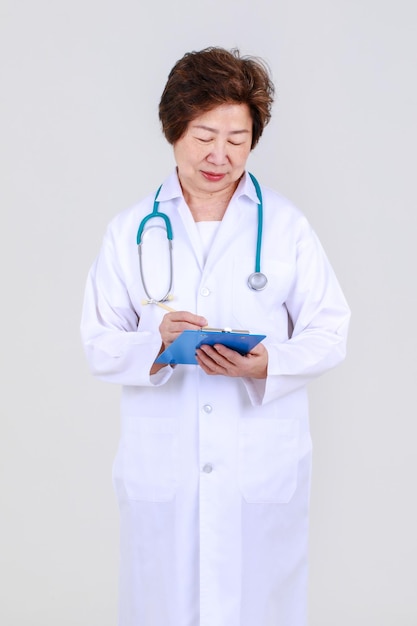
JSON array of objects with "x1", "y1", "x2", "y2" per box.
[{"x1": 81, "y1": 47, "x2": 350, "y2": 626}]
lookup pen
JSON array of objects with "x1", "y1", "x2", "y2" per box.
[{"x1": 141, "y1": 299, "x2": 249, "y2": 333}]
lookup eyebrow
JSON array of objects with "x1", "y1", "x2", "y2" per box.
[{"x1": 192, "y1": 124, "x2": 251, "y2": 135}]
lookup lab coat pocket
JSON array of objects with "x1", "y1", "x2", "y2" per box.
[
  {"x1": 238, "y1": 417, "x2": 299, "y2": 504},
  {"x1": 114, "y1": 417, "x2": 178, "y2": 502}
]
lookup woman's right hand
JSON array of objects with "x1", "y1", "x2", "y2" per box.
[
  {"x1": 150, "y1": 311, "x2": 208, "y2": 375},
  {"x1": 159, "y1": 311, "x2": 208, "y2": 347}
]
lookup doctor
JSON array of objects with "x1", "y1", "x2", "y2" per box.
[{"x1": 81, "y1": 47, "x2": 350, "y2": 626}]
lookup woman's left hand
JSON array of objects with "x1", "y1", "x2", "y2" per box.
[{"x1": 196, "y1": 342, "x2": 268, "y2": 379}]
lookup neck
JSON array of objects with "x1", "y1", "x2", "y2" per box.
[
  {"x1": 186, "y1": 195, "x2": 230, "y2": 222},
  {"x1": 180, "y1": 179, "x2": 241, "y2": 222}
]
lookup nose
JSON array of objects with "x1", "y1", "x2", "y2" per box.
[{"x1": 206, "y1": 139, "x2": 228, "y2": 165}]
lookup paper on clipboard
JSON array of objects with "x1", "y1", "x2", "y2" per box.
[{"x1": 155, "y1": 329, "x2": 266, "y2": 365}]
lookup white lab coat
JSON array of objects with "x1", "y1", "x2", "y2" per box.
[{"x1": 81, "y1": 171, "x2": 350, "y2": 626}]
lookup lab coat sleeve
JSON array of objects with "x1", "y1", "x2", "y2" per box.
[
  {"x1": 80, "y1": 224, "x2": 174, "y2": 387},
  {"x1": 242, "y1": 219, "x2": 350, "y2": 406}
]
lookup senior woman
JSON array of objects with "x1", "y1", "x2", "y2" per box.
[{"x1": 81, "y1": 47, "x2": 350, "y2": 626}]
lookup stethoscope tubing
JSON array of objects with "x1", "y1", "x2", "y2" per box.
[
  {"x1": 248, "y1": 173, "x2": 263, "y2": 275},
  {"x1": 136, "y1": 173, "x2": 267, "y2": 301},
  {"x1": 136, "y1": 184, "x2": 173, "y2": 244}
]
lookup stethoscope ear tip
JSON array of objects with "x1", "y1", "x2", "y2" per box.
[{"x1": 141, "y1": 297, "x2": 176, "y2": 312}]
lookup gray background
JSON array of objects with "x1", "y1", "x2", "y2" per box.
[{"x1": 1, "y1": 1, "x2": 416, "y2": 624}]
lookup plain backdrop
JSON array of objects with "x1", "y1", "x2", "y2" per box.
[{"x1": 1, "y1": 1, "x2": 416, "y2": 624}]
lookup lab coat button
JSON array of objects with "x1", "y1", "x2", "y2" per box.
[
  {"x1": 202, "y1": 463, "x2": 213, "y2": 474},
  {"x1": 203, "y1": 404, "x2": 213, "y2": 414},
  {"x1": 200, "y1": 287, "x2": 210, "y2": 297}
]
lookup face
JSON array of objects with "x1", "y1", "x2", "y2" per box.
[{"x1": 173, "y1": 103, "x2": 253, "y2": 200}]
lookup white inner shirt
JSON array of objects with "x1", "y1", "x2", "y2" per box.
[{"x1": 196, "y1": 221, "x2": 221, "y2": 264}]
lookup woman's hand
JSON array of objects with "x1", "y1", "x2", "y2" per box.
[
  {"x1": 159, "y1": 311, "x2": 208, "y2": 347},
  {"x1": 196, "y1": 342, "x2": 268, "y2": 379},
  {"x1": 150, "y1": 311, "x2": 208, "y2": 375}
]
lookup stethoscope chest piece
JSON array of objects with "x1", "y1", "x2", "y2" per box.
[{"x1": 247, "y1": 272, "x2": 268, "y2": 291}]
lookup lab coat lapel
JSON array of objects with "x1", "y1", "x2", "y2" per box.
[
  {"x1": 202, "y1": 173, "x2": 259, "y2": 277},
  {"x1": 157, "y1": 172, "x2": 205, "y2": 271},
  {"x1": 175, "y1": 196, "x2": 246, "y2": 279},
  {"x1": 201, "y1": 198, "x2": 243, "y2": 276},
  {"x1": 176, "y1": 197, "x2": 205, "y2": 271}
]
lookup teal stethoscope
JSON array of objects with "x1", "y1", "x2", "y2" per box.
[{"x1": 137, "y1": 173, "x2": 267, "y2": 304}]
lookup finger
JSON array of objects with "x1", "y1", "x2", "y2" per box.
[
  {"x1": 196, "y1": 345, "x2": 241, "y2": 376},
  {"x1": 159, "y1": 311, "x2": 208, "y2": 346},
  {"x1": 197, "y1": 343, "x2": 267, "y2": 379},
  {"x1": 195, "y1": 349, "x2": 227, "y2": 376},
  {"x1": 198, "y1": 343, "x2": 242, "y2": 366},
  {"x1": 165, "y1": 311, "x2": 208, "y2": 327}
]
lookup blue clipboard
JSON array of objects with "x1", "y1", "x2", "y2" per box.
[{"x1": 155, "y1": 329, "x2": 266, "y2": 365}]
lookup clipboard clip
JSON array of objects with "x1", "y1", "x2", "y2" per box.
[{"x1": 202, "y1": 326, "x2": 250, "y2": 334}]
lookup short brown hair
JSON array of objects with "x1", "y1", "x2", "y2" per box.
[{"x1": 159, "y1": 47, "x2": 275, "y2": 149}]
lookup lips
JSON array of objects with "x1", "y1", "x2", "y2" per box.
[{"x1": 201, "y1": 171, "x2": 226, "y2": 182}]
